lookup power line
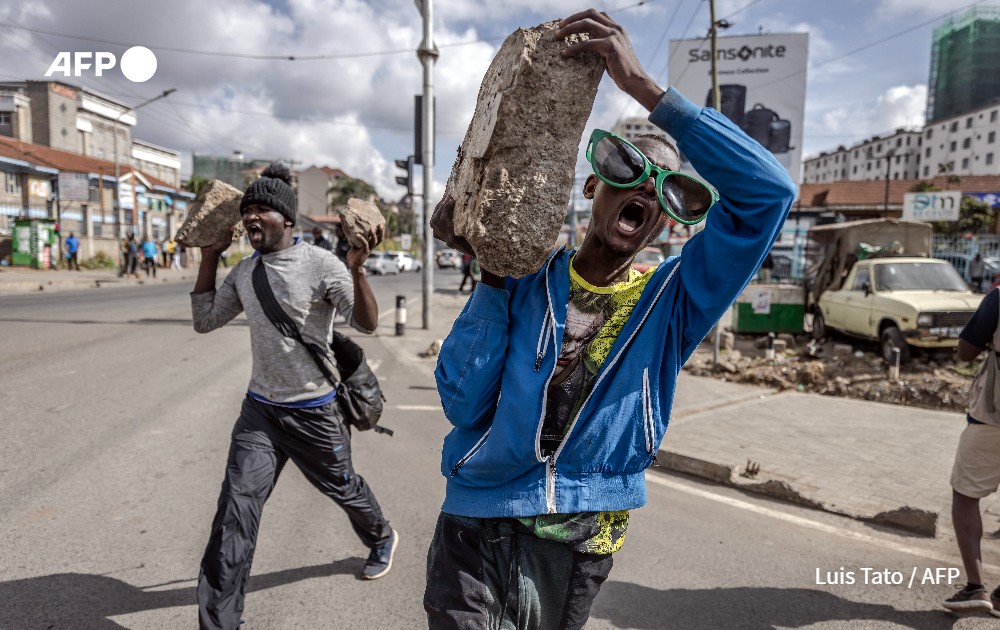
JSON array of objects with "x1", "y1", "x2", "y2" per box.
[
  {"x1": 0, "y1": 1, "x2": 657, "y2": 63},
  {"x1": 722, "y1": 0, "x2": 767, "y2": 20}
]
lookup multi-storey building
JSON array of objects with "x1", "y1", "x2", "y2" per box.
[
  {"x1": 927, "y1": 5, "x2": 1000, "y2": 124},
  {"x1": 610, "y1": 116, "x2": 669, "y2": 144},
  {"x1": 192, "y1": 152, "x2": 276, "y2": 189},
  {"x1": 802, "y1": 130, "x2": 922, "y2": 184},
  {"x1": 297, "y1": 165, "x2": 347, "y2": 216},
  {"x1": 920, "y1": 101, "x2": 1000, "y2": 177}
]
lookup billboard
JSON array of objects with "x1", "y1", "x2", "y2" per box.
[
  {"x1": 668, "y1": 33, "x2": 809, "y2": 182},
  {"x1": 57, "y1": 172, "x2": 89, "y2": 201},
  {"x1": 903, "y1": 191, "x2": 961, "y2": 221}
]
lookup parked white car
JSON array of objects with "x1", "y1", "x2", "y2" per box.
[
  {"x1": 364, "y1": 252, "x2": 400, "y2": 275},
  {"x1": 389, "y1": 251, "x2": 422, "y2": 272}
]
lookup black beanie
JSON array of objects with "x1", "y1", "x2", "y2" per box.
[{"x1": 241, "y1": 163, "x2": 297, "y2": 226}]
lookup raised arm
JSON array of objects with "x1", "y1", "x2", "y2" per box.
[{"x1": 190, "y1": 233, "x2": 244, "y2": 333}]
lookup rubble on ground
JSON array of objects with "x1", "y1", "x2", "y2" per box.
[{"x1": 684, "y1": 335, "x2": 974, "y2": 413}]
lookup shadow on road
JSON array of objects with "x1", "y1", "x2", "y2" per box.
[
  {"x1": 0, "y1": 558, "x2": 363, "y2": 629},
  {"x1": 590, "y1": 582, "x2": 961, "y2": 629}
]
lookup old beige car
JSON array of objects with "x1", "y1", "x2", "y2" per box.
[
  {"x1": 806, "y1": 219, "x2": 983, "y2": 363},
  {"x1": 812, "y1": 256, "x2": 982, "y2": 362}
]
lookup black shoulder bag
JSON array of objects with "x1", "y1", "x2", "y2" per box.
[{"x1": 251, "y1": 258, "x2": 391, "y2": 435}]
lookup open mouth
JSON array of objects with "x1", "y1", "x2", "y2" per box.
[
  {"x1": 616, "y1": 199, "x2": 649, "y2": 236},
  {"x1": 246, "y1": 221, "x2": 264, "y2": 241}
]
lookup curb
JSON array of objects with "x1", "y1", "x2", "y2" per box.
[
  {"x1": 0, "y1": 273, "x2": 199, "y2": 295},
  {"x1": 655, "y1": 448, "x2": 939, "y2": 538}
]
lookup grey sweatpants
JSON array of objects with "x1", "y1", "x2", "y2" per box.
[{"x1": 197, "y1": 395, "x2": 392, "y2": 630}]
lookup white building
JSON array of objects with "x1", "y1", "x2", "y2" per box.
[
  {"x1": 802, "y1": 129, "x2": 922, "y2": 184},
  {"x1": 611, "y1": 116, "x2": 668, "y2": 144},
  {"x1": 297, "y1": 165, "x2": 347, "y2": 216},
  {"x1": 920, "y1": 101, "x2": 1000, "y2": 177}
]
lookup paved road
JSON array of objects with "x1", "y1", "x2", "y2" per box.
[{"x1": 2, "y1": 272, "x2": 999, "y2": 629}]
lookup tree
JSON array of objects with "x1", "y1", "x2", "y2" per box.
[
  {"x1": 184, "y1": 175, "x2": 210, "y2": 197},
  {"x1": 328, "y1": 176, "x2": 378, "y2": 211},
  {"x1": 958, "y1": 196, "x2": 995, "y2": 234}
]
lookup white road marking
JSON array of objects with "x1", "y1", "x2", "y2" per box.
[
  {"x1": 646, "y1": 473, "x2": 985, "y2": 568},
  {"x1": 368, "y1": 360, "x2": 381, "y2": 372},
  {"x1": 395, "y1": 405, "x2": 442, "y2": 411}
]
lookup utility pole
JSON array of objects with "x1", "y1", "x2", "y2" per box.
[
  {"x1": 709, "y1": 0, "x2": 720, "y2": 110},
  {"x1": 416, "y1": 0, "x2": 438, "y2": 330},
  {"x1": 883, "y1": 150, "x2": 893, "y2": 219},
  {"x1": 112, "y1": 89, "x2": 176, "y2": 240}
]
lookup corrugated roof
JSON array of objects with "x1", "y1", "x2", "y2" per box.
[
  {"x1": 0, "y1": 136, "x2": 180, "y2": 191},
  {"x1": 799, "y1": 175, "x2": 1000, "y2": 208}
]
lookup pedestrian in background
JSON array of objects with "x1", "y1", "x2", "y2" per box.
[
  {"x1": 971, "y1": 254, "x2": 986, "y2": 294},
  {"x1": 426, "y1": 9, "x2": 795, "y2": 628},
  {"x1": 160, "y1": 238, "x2": 170, "y2": 269},
  {"x1": 141, "y1": 235, "x2": 157, "y2": 279},
  {"x1": 190, "y1": 163, "x2": 397, "y2": 630},
  {"x1": 943, "y1": 286, "x2": 1000, "y2": 615},
  {"x1": 168, "y1": 237, "x2": 181, "y2": 270},
  {"x1": 64, "y1": 232, "x2": 80, "y2": 271},
  {"x1": 312, "y1": 226, "x2": 334, "y2": 252},
  {"x1": 334, "y1": 222, "x2": 350, "y2": 264},
  {"x1": 458, "y1": 253, "x2": 476, "y2": 292},
  {"x1": 126, "y1": 234, "x2": 140, "y2": 279}
]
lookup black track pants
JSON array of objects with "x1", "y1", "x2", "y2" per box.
[{"x1": 197, "y1": 395, "x2": 392, "y2": 630}]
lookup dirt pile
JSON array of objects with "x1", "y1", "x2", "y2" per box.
[{"x1": 685, "y1": 336, "x2": 974, "y2": 413}]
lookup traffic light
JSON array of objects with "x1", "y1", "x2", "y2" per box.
[{"x1": 395, "y1": 156, "x2": 414, "y2": 196}]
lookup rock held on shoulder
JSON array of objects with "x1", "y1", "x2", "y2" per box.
[
  {"x1": 175, "y1": 180, "x2": 245, "y2": 247},
  {"x1": 444, "y1": 19, "x2": 605, "y2": 278}
]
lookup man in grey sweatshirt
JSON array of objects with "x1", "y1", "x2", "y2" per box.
[{"x1": 190, "y1": 163, "x2": 397, "y2": 630}]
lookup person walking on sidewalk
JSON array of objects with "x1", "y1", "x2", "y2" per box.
[
  {"x1": 425, "y1": 10, "x2": 796, "y2": 629},
  {"x1": 943, "y1": 286, "x2": 1000, "y2": 615},
  {"x1": 125, "y1": 234, "x2": 140, "y2": 279},
  {"x1": 168, "y1": 237, "x2": 181, "y2": 270},
  {"x1": 971, "y1": 254, "x2": 986, "y2": 294},
  {"x1": 190, "y1": 163, "x2": 397, "y2": 630},
  {"x1": 64, "y1": 232, "x2": 80, "y2": 271},
  {"x1": 140, "y1": 235, "x2": 157, "y2": 279}
]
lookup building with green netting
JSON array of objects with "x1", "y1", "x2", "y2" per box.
[
  {"x1": 191, "y1": 153, "x2": 276, "y2": 189},
  {"x1": 927, "y1": 5, "x2": 1000, "y2": 123}
]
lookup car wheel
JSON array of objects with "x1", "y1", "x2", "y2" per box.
[
  {"x1": 880, "y1": 326, "x2": 910, "y2": 364},
  {"x1": 811, "y1": 311, "x2": 826, "y2": 341}
]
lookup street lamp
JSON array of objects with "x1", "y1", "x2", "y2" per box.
[{"x1": 112, "y1": 88, "x2": 176, "y2": 239}]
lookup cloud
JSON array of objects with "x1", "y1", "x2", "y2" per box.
[
  {"x1": 805, "y1": 84, "x2": 927, "y2": 157},
  {"x1": 876, "y1": 0, "x2": 974, "y2": 19}
]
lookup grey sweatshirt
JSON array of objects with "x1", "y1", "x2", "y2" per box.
[{"x1": 190, "y1": 242, "x2": 371, "y2": 404}]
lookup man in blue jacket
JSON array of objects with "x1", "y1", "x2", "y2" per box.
[{"x1": 425, "y1": 9, "x2": 797, "y2": 630}]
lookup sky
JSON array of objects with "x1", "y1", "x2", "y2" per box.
[{"x1": 0, "y1": 0, "x2": 989, "y2": 199}]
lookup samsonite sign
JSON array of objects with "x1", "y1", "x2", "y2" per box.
[
  {"x1": 668, "y1": 33, "x2": 809, "y2": 182},
  {"x1": 903, "y1": 191, "x2": 961, "y2": 221}
]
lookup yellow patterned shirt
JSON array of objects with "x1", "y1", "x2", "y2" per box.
[{"x1": 520, "y1": 256, "x2": 657, "y2": 555}]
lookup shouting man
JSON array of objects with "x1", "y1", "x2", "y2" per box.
[
  {"x1": 425, "y1": 9, "x2": 796, "y2": 629},
  {"x1": 191, "y1": 163, "x2": 398, "y2": 630}
]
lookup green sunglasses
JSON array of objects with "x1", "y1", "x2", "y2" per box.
[{"x1": 585, "y1": 129, "x2": 719, "y2": 225}]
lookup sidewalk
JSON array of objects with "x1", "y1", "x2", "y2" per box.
[
  {"x1": 384, "y1": 288, "x2": 992, "y2": 539},
  {"x1": 0, "y1": 265, "x2": 199, "y2": 295}
]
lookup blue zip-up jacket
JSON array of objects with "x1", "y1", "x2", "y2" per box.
[{"x1": 434, "y1": 88, "x2": 797, "y2": 518}]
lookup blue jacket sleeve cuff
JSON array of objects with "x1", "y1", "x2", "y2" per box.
[
  {"x1": 648, "y1": 87, "x2": 703, "y2": 144},
  {"x1": 464, "y1": 283, "x2": 510, "y2": 325}
]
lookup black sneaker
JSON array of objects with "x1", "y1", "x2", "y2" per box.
[
  {"x1": 361, "y1": 528, "x2": 398, "y2": 580},
  {"x1": 943, "y1": 584, "x2": 993, "y2": 613},
  {"x1": 991, "y1": 586, "x2": 1000, "y2": 618}
]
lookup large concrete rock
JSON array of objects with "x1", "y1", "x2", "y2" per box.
[
  {"x1": 175, "y1": 180, "x2": 245, "y2": 247},
  {"x1": 444, "y1": 20, "x2": 605, "y2": 278},
  {"x1": 339, "y1": 198, "x2": 385, "y2": 248}
]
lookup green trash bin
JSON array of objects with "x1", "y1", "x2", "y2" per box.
[
  {"x1": 732, "y1": 284, "x2": 804, "y2": 334},
  {"x1": 11, "y1": 218, "x2": 57, "y2": 269}
]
